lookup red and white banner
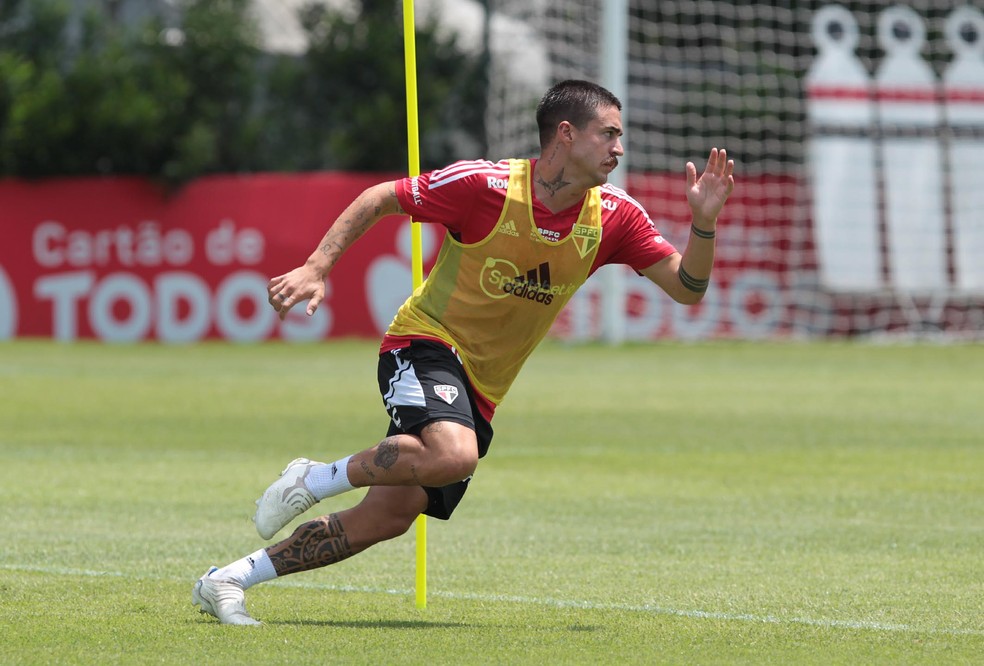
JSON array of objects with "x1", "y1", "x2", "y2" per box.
[
  {"x1": 0, "y1": 172, "x2": 797, "y2": 342},
  {"x1": 0, "y1": 173, "x2": 444, "y2": 342}
]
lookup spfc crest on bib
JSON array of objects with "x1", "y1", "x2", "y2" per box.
[{"x1": 572, "y1": 224, "x2": 601, "y2": 259}]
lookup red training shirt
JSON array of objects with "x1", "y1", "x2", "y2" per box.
[{"x1": 383, "y1": 158, "x2": 678, "y2": 420}]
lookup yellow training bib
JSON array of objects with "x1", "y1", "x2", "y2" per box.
[{"x1": 387, "y1": 159, "x2": 603, "y2": 405}]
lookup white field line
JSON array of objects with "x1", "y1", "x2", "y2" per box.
[{"x1": 2, "y1": 563, "x2": 982, "y2": 637}]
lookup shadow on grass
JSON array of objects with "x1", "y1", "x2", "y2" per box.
[
  {"x1": 265, "y1": 619, "x2": 602, "y2": 633},
  {"x1": 266, "y1": 619, "x2": 472, "y2": 629}
]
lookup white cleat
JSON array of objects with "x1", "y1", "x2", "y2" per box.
[
  {"x1": 253, "y1": 457, "x2": 321, "y2": 540},
  {"x1": 192, "y1": 567, "x2": 261, "y2": 626}
]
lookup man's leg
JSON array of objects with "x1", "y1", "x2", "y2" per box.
[
  {"x1": 254, "y1": 420, "x2": 478, "y2": 540},
  {"x1": 266, "y1": 485, "x2": 428, "y2": 575},
  {"x1": 197, "y1": 341, "x2": 485, "y2": 624},
  {"x1": 193, "y1": 486, "x2": 428, "y2": 625},
  {"x1": 348, "y1": 420, "x2": 479, "y2": 487}
]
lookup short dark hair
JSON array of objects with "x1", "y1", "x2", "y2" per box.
[{"x1": 535, "y1": 80, "x2": 622, "y2": 149}]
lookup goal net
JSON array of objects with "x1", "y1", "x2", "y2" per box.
[{"x1": 482, "y1": 0, "x2": 984, "y2": 341}]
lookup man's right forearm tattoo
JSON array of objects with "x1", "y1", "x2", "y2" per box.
[{"x1": 319, "y1": 186, "x2": 395, "y2": 263}]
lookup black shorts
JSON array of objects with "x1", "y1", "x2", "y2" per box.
[{"x1": 377, "y1": 340, "x2": 493, "y2": 520}]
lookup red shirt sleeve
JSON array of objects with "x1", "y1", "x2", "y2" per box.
[
  {"x1": 395, "y1": 159, "x2": 511, "y2": 241},
  {"x1": 593, "y1": 186, "x2": 678, "y2": 274}
]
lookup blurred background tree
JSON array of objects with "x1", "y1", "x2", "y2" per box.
[
  {"x1": 258, "y1": 0, "x2": 485, "y2": 172},
  {"x1": 0, "y1": 0, "x2": 486, "y2": 182}
]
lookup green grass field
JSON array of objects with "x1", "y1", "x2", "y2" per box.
[{"x1": 0, "y1": 339, "x2": 981, "y2": 664}]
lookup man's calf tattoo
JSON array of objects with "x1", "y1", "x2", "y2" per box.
[{"x1": 267, "y1": 514, "x2": 353, "y2": 575}]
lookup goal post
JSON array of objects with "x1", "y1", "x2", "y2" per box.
[
  {"x1": 598, "y1": 0, "x2": 628, "y2": 345},
  {"x1": 482, "y1": 0, "x2": 984, "y2": 341}
]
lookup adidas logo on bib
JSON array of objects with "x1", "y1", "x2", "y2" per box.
[{"x1": 497, "y1": 220, "x2": 519, "y2": 237}]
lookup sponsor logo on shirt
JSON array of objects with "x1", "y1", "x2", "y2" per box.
[
  {"x1": 487, "y1": 176, "x2": 509, "y2": 190},
  {"x1": 410, "y1": 176, "x2": 422, "y2": 206},
  {"x1": 479, "y1": 258, "x2": 578, "y2": 305}
]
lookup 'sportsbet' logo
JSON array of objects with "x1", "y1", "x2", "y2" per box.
[{"x1": 479, "y1": 258, "x2": 576, "y2": 305}]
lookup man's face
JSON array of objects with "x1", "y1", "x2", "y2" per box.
[{"x1": 569, "y1": 105, "x2": 624, "y2": 186}]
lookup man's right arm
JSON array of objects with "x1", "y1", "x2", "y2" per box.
[{"x1": 268, "y1": 181, "x2": 404, "y2": 320}]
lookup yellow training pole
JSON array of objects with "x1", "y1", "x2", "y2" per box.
[{"x1": 402, "y1": 0, "x2": 427, "y2": 610}]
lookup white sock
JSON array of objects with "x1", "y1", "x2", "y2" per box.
[
  {"x1": 215, "y1": 549, "x2": 278, "y2": 590},
  {"x1": 305, "y1": 455, "x2": 355, "y2": 501}
]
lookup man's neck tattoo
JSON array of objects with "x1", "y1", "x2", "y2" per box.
[{"x1": 537, "y1": 170, "x2": 571, "y2": 197}]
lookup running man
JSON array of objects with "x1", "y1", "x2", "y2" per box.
[{"x1": 193, "y1": 79, "x2": 735, "y2": 624}]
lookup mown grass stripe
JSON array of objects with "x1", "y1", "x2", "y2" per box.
[{"x1": 4, "y1": 563, "x2": 980, "y2": 637}]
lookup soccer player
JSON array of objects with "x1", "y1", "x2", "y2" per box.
[{"x1": 193, "y1": 79, "x2": 735, "y2": 624}]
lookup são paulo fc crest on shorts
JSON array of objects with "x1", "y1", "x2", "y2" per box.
[{"x1": 434, "y1": 384, "x2": 459, "y2": 404}]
